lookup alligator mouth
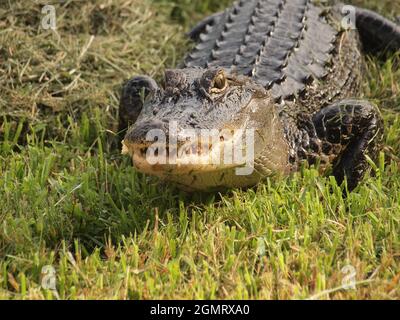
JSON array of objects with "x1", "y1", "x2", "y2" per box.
[{"x1": 121, "y1": 135, "x2": 248, "y2": 176}]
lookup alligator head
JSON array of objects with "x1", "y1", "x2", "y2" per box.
[{"x1": 121, "y1": 67, "x2": 290, "y2": 191}]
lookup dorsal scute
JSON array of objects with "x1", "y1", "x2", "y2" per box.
[{"x1": 184, "y1": 0, "x2": 339, "y2": 99}]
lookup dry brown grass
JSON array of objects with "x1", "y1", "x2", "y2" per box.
[{"x1": 0, "y1": 0, "x2": 187, "y2": 138}]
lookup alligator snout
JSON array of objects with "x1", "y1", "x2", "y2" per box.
[
  {"x1": 124, "y1": 119, "x2": 169, "y2": 144},
  {"x1": 122, "y1": 119, "x2": 177, "y2": 164}
]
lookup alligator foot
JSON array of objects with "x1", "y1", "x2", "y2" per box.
[
  {"x1": 312, "y1": 100, "x2": 384, "y2": 191},
  {"x1": 118, "y1": 76, "x2": 158, "y2": 136}
]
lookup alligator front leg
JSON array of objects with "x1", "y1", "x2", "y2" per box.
[
  {"x1": 118, "y1": 76, "x2": 158, "y2": 136},
  {"x1": 311, "y1": 100, "x2": 384, "y2": 191}
]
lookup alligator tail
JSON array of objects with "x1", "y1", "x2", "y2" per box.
[{"x1": 355, "y1": 7, "x2": 400, "y2": 54}]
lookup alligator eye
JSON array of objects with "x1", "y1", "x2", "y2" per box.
[{"x1": 210, "y1": 71, "x2": 228, "y2": 93}]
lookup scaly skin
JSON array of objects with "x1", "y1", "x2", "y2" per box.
[{"x1": 119, "y1": 0, "x2": 399, "y2": 191}]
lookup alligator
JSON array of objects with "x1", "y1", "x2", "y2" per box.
[{"x1": 119, "y1": 0, "x2": 400, "y2": 191}]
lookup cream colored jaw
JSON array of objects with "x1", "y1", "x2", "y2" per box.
[{"x1": 121, "y1": 136, "x2": 247, "y2": 174}]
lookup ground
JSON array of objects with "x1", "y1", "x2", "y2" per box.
[{"x1": 0, "y1": 0, "x2": 399, "y2": 300}]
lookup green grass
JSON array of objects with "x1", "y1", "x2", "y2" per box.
[{"x1": 0, "y1": 0, "x2": 399, "y2": 299}]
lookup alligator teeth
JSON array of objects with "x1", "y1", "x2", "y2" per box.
[{"x1": 121, "y1": 140, "x2": 130, "y2": 155}]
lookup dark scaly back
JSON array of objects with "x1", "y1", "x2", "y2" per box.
[{"x1": 184, "y1": 0, "x2": 361, "y2": 105}]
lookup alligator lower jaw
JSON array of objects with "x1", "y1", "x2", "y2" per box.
[{"x1": 134, "y1": 157, "x2": 239, "y2": 175}]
